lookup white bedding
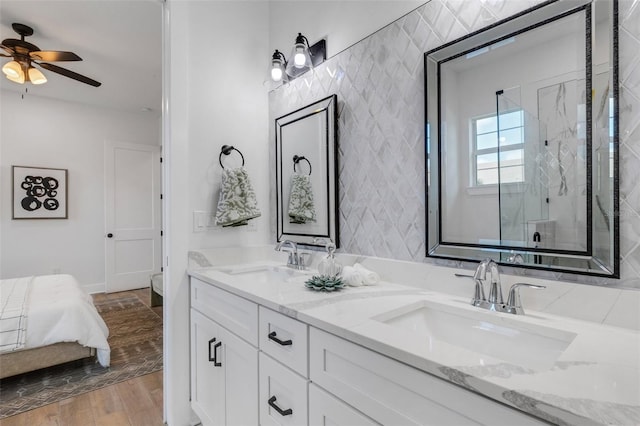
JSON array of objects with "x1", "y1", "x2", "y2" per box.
[
  {"x1": 1, "y1": 274, "x2": 110, "y2": 367},
  {"x1": 0, "y1": 276, "x2": 32, "y2": 352}
]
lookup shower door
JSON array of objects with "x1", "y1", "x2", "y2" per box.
[{"x1": 496, "y1": 88, "x2": 549, "y2": 250}]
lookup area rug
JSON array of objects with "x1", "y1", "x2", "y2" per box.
[{"x1": 0, "y1": 295, "x2": 163, "y2": 418}]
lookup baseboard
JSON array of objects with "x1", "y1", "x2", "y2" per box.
[{"x1": 85, "y1": 282, "x2": 105, "y2": 294}]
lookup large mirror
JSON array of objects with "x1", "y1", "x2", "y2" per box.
[
  {"x1": 425, "y1": 0, "x2": 619, "y2": 276},
  {"x1": 276, "y1": 94, "x2": 338, "y2": 246}
]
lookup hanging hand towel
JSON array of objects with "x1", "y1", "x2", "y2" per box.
[
  {"x1": 288, "y1": 174, "x2": 316, "y2": 224},
  {"x1": 215, "y1": 166, "x2": 261, "y2": 227}
]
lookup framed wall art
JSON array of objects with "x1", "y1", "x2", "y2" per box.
[{"x1": 12, "y1": 166, "x2": 68, "y2": 219}]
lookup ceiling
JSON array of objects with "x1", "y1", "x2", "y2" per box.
[{"x1": 0, "y1": 0, "x2": 162, "y2": 115}]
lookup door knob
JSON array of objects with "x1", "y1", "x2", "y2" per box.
[{"x1": 107, "y1": 233, "x2": 113, "y2": 238}]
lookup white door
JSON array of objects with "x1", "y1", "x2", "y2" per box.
[{"x1": 105, "y1": 141, "x2": 161, "y2": 293}]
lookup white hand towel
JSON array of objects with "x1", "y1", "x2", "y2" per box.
[
  {"x1": 353, "y1": 263, "x2": 380, "y2": 285},
  {"x1": 341, "y1": 266, "x2": 364, "y2": 287}
]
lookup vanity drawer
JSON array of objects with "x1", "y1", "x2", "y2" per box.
[
  {"x1": 309, "y1": 327, "x2": 548, "y2": 426},
  {"x1": 259, "y1": 306, "x2": 308, "y2": 377},
  {"x1": 191, "y1": 277, "x2": 258, "y2": 346},
  {"x1": 259, "y1": 352, "x2": 308, "y2": 426}
]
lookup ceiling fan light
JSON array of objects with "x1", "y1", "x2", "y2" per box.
[
  {"x1": 2, "y1": 60, "x2": 23, "y2": 79},
  {"x1": 28, "y1": 67, "x2": 47, "y2": 85}
]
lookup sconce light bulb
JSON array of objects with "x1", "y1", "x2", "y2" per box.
[
  {"x1": 294, "y1": 49, "x2": 307, "y2": 68},
  {"x1": 271, "y1": 67, "x2": 283, "y2": 82}
]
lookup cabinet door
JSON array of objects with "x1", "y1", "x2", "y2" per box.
[
  {"x1": 221, "y1": 325, "x2": 259, "y2": 426},
  {"x1": 191, "y1": 309, "x2": 225, "y2": 426},
  {"x1": 309, "y1": 383, "x2": 380, "y2": 426},
  {"x1": 259, "y1": 352, "x2": 308, "y2": 426}
]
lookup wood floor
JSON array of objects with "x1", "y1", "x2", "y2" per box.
[{"x1": 0, "y1": 288, "x2": 164, "y2": 426}]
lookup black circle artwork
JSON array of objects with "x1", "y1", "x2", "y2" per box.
[{"x1": 20, "y1": 174, "x2": 60, "y2": 213}]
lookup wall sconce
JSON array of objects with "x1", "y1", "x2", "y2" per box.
[
  {"x1": 270, "y1": 32, "x2": 326, "y2": 83},
  {"x1": 271, "y1": 49, "x2": 288, "y2": 83}
]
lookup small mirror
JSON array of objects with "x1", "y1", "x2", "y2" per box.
[
  {"x1": 425, "y1": 0, "x2": 618, "y2": 276},
  {"x1": 275, "y1": 94, "x2": 338, "y2": 246}
]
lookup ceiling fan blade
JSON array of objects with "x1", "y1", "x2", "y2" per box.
[
  {"x1": 30, "y1": 50, "x2": 82, "y2": 62},
  {"x1": 0, "y1": 44, "x2": 16, "y2": 55},
  {"x1": 37, "y1": 62, "x2": 101, "y2": 87}
]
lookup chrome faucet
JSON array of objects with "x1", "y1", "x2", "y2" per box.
[
  {"x1": 473, "y1": 259, "x2": 503, "y2": 310},
  {"x1": 275, "y1": 240, "x2": 307, "y2": 270},
  {"x1": 456, "y1": 258, "x2": 545, "y2": 315}
]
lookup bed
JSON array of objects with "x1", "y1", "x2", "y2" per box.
[{"x1": 0, "y1": 274, "x2": 110, "y2": 379}]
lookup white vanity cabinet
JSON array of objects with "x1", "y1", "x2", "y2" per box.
[
  {"x1": 309, "y1": 327, "x2": 549, "y2": 426},
  {"x1": 190, "y1": 278, "x2": 259, "y2": 426},
  {"x1": 189, "y1": 275, "x2": 551, "y2": 426}
]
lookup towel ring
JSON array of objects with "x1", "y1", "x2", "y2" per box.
[
  {"x1": 293, "y1": 155, "x2": 312, "y2": 175},
  {"x1": 219, "y1": 145, "x2": 245, "y2": 169}
]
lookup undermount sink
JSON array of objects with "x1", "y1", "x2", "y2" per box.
[
  {"x1": 215, "y1": 263, "x2": 311, "y2": 283},
  {"x1": 374, "y1": 299, "x2": 576, "y2": 371}
]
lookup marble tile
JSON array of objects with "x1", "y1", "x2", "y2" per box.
[
  {"x1": 621, "y1": 0, "x2": 640, "y2": 40},
  {"x1": 619, "y1": 28, "x2": 640, "y2": 84},
  {"x1": 602, "y1": 289, "x2": 640, "y2": 330},
  {"x1": 269, "y1": 0, "x2": 640, "y2": 288},
  {"x1": 619, "y1": 145, "x2": 640, "y2": 202},
  {"x1": 543, "y1": 285, "x2": 622, "y2": 323},
  {"x1": 623, "y1": 107, "x2": 640, "y2": 158},
  {"x1": 619, "y1": 199, "x2": 640, "y2": 259}
]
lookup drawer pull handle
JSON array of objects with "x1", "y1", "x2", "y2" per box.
[
  {"x1": 268, "y1": 331, "x2": 292, "y2": 346},
  {"x1": 268, "y1": 396, "x2": 293, "y2": 416},
  {"x1": 208, "y1": 337, "x2": 222, "y2": 367}
]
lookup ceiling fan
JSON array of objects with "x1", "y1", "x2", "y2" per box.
[{"x1": 0, "y1": 22, "x2": 101, "y2": 87}]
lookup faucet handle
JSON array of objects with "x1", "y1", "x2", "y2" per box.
[
  {"x1": 454, "y1": 273, "x2": 486, "y2": 306},
  {"x1": 506, "y1": 283, "x2": 545, "y2": 315},
  {"x1": 487, "y1": 262, "x2": 503, "y2": 304},
  {"x1": 298, "y1": 252, "x2": 311, "y2": 269}
]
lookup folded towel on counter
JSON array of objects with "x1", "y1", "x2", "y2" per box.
[
  {"x1": 341, "y1": 266, "x2": 364, "y2": 287},
  {"x1": 215, "y1": 166, "x2": 261, "y2": 227},
  {"x1": 288, "y1": 174, "x2": 316, "y2": 224},
  {"x1": 353, "y1": 263, "x2": 380, "y2": 285}
]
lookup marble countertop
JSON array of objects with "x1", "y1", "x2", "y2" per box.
[{"x1": 189, "y1": 260, "x2": 640, "y2": 426}]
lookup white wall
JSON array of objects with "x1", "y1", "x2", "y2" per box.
[
  {"x1": 269, "y1": 1, "x2": 426, "y2": 59},
  {"x1": 165, "y1": 2, "x2": 427, "y2": 424},
  {"x1": 165, "y1": 1, "x2": 270, "y2": 424},
  {"x1": 188, "y1": 1, "x2": 272, "y2": 250},
  {"x1": 0, "y1": 91, "x2": 159, "y2": 291}
]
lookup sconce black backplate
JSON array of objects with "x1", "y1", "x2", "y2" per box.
[{"x1": 310, "y1": 39, "x2": 326, "y2": 66}]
